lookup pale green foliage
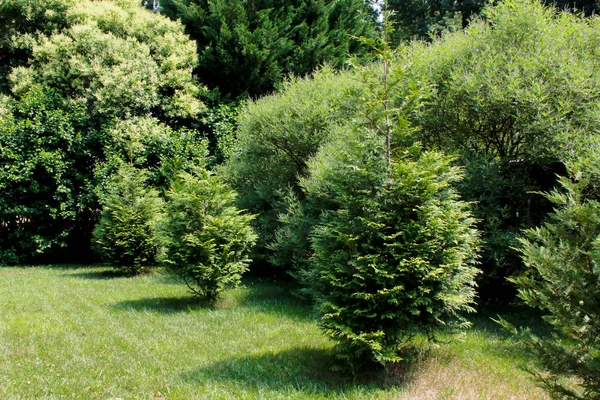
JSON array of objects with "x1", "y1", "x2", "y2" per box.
[
  {"x1": 410, "y1": 0, "x2": 600, "y2": 162},
  {"x1": 503, "y1": 173, "x2": 600, "y2": 399},
  {"x1": 9, "y1": 0, "x2": 203, "y2": 122},
  {"x1": 404, "y1": 0, "x2": 600, "y2": 301},
  {"x1": 301, "y1": 129, "x2": 480, "y2": 370},
  {"x1": 161, "y1": 168, "x2": 257, "y2": 300},
  {"x1": 0, "y1": 95, "x2": 11, "y2": 120},
  {"x1": 99, "y1": 116, "x2": 208, "y2": 189},
  {"x1": 222, "y1": 67, "x2": 363, "y2": 263},
  {"x1": 93, "y1": 165, "x2": 163, "y2": 274},
  {"x1": 0, "y1": 0, "x2": 204, "y2": 263}
]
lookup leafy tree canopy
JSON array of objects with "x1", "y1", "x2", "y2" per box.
[
  {"x1": 0, "y1": 0, "x2": 205, "y2": 263},
  {"x1": 3, "y1": 0, "x2": 203, "y2": 127},
  {"x1": 403, "y1": 0, "x2": 600, "y2": 302},
  {"x1": 387, "y1": 0, "x2": 599, "y2": 42}
]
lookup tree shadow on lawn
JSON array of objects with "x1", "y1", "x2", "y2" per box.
[
  {"x1": 61, "y1": 264, "x2": 168, "y2": 280},
  {"x1": 108, "y1": 279, "x2": 314, "y2": 317},
  {"x1": 111, "y1": 296, "x2": 213, "y2": 314},
  {"x1": 182, "y1": 346, "x2": 423, "y2": 397},
  {"x1": 64, "y1": 268, "x2": 130, "y2": 280},
  {"x1": 4, "y1": 263, "x2": 100, "y2": 271},
  {"x1": 235, "y1": 278, "x2": 314, "y2": 322},
  {"x1": 472, "y1": 303, "x2": 552, "y2": 339}
]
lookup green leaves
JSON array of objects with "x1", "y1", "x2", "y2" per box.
[
  {"x1": 401, "y1": 0, "x2": 600, "y2": 303},
  {"x1": 160, "y1": 167, "x2": 257, "y2": 301},
  {"x1": 93, "y1": 165, "x2": 164, "y2": 274},
  {"x1": 223, "y1": 68, "x2": 363, "y2": 265},
  {"x1": 294, "y1": 126, "x2": 480, "y2": 370},
  {"x1": 508, "y1": 174, "x2": 600, "y2": 398},
  {"x1": 0, "y1": 87, "x2": 88, "y2": 264},
  {"x1": 0, "y1": 0, "x2": 205, "y2": 263}
]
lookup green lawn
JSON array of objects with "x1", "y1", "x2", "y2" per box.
[{"x1": 0, "y1": 265, "x2": 548, "y2": 399}]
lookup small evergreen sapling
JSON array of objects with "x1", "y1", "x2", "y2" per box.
[
  {"x1": 302, "y1": 130, "x2": 480, "y2": 370},
  {"x1": 93, "y1": 165, "x2": 163, "y2": 274},
  {"x1": 502, "y1": 174, "x2": 600, "y2": 399},
  {"x1": 160, "y1": 167, "x2": 257, "y2": 301}
]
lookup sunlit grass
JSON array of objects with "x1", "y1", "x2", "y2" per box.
[{"x1": 0, "y1": 265, "x2": 548, "y2": 399}]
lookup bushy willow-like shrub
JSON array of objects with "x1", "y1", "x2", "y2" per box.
[
  {"x1": 93, "y1": 165, "x2": 163, "y2": 274},
  {"x1": 160, "y1": 168, "x2": 257, "y2": 301},
  {"x1": 300, "y1": 129, "x2": 480, "y2": 370},
  {"x1": 502, "y1": 173, "x2": 600, "y2": 399},
  {"x1": 222, "y1": 67, "x2": 363, "y2": 266},
  {"x1": 405, "y1": 0, "x2": 600, "y2": 302}
]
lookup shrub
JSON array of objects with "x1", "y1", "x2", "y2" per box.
[
  {"x1": 502, "y1": 173, "x2": 600, "y2": 399},
  {"x1": 160, "y1": 167, "x2": 257, "y2": 301},
  {"x1": 0, "y1": 87, "x2": 88, "y2": 264},
  {"x1": 99, "y1": 117, "x2": 208, "y2": 191},
  {"x1": 301, "y1": 128, "x2": 480, "y2": 370},
  {"x1": 0, "y1": 0, "x2": 204, "y2": 264},
  {"x1": 93, "y1": 165, "x2": 163, "y2": 274},
  {"x1": 406, "y1": 0, "x2": 600, "y2": 301},
  {"x1": 200, "y1": 102, "x2": 241, "y2": 167},
  {"x1": 222, "y1": 67, "x2": 363, "y2": 267}
]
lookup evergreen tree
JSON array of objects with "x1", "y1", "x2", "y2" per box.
[
  {"x1": 159, "y1": 0, "x2": 378, "y2": 99},
  {"x1": 387, "y1": 0, "x2": 478, "y2": 41},
  {"x1": 502, "y1": 173, "x2": 600, "y2": 399},
  {"x1": 273, "y1": 24, "x2": 479, "y2": 371},
  {"x1": 93, "y1": 165, "x2": 163, "y2": 275},
  {"x1": 160, "y1": 168, "x2": 257, "y2": 301},
  {"x1": 300, "y1": 127, "x2": 480, "y2": 371}
]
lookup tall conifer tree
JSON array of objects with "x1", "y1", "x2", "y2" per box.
[{"x1": 159, "y1": 0, "x2": 378, "y2": 98}]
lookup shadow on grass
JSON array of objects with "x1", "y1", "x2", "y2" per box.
[
  {"x1": 182, "y1": 346, "x2": 420, "y2": 396},
  {"x1": 112, "y1": 296, "x2": 212, "y2": 314},
  {"x1": 64, "y1": 268, "x2": 130, "y2": 280},
  {"x1": 235, "y1": 278, "x2": 314, "y2": 322},
  {"x1": 98, "y1": 277, "x2": 310, "y2": 317},
  {"x1": 2, "y1": 263, "x2": 100, "y2": 271},
  {"x1": 471, "y1": 304, "x2": 552, "y2": 339},
  {"x1": 62, "y1": 265, "x2": 166, "y2": 281}
]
